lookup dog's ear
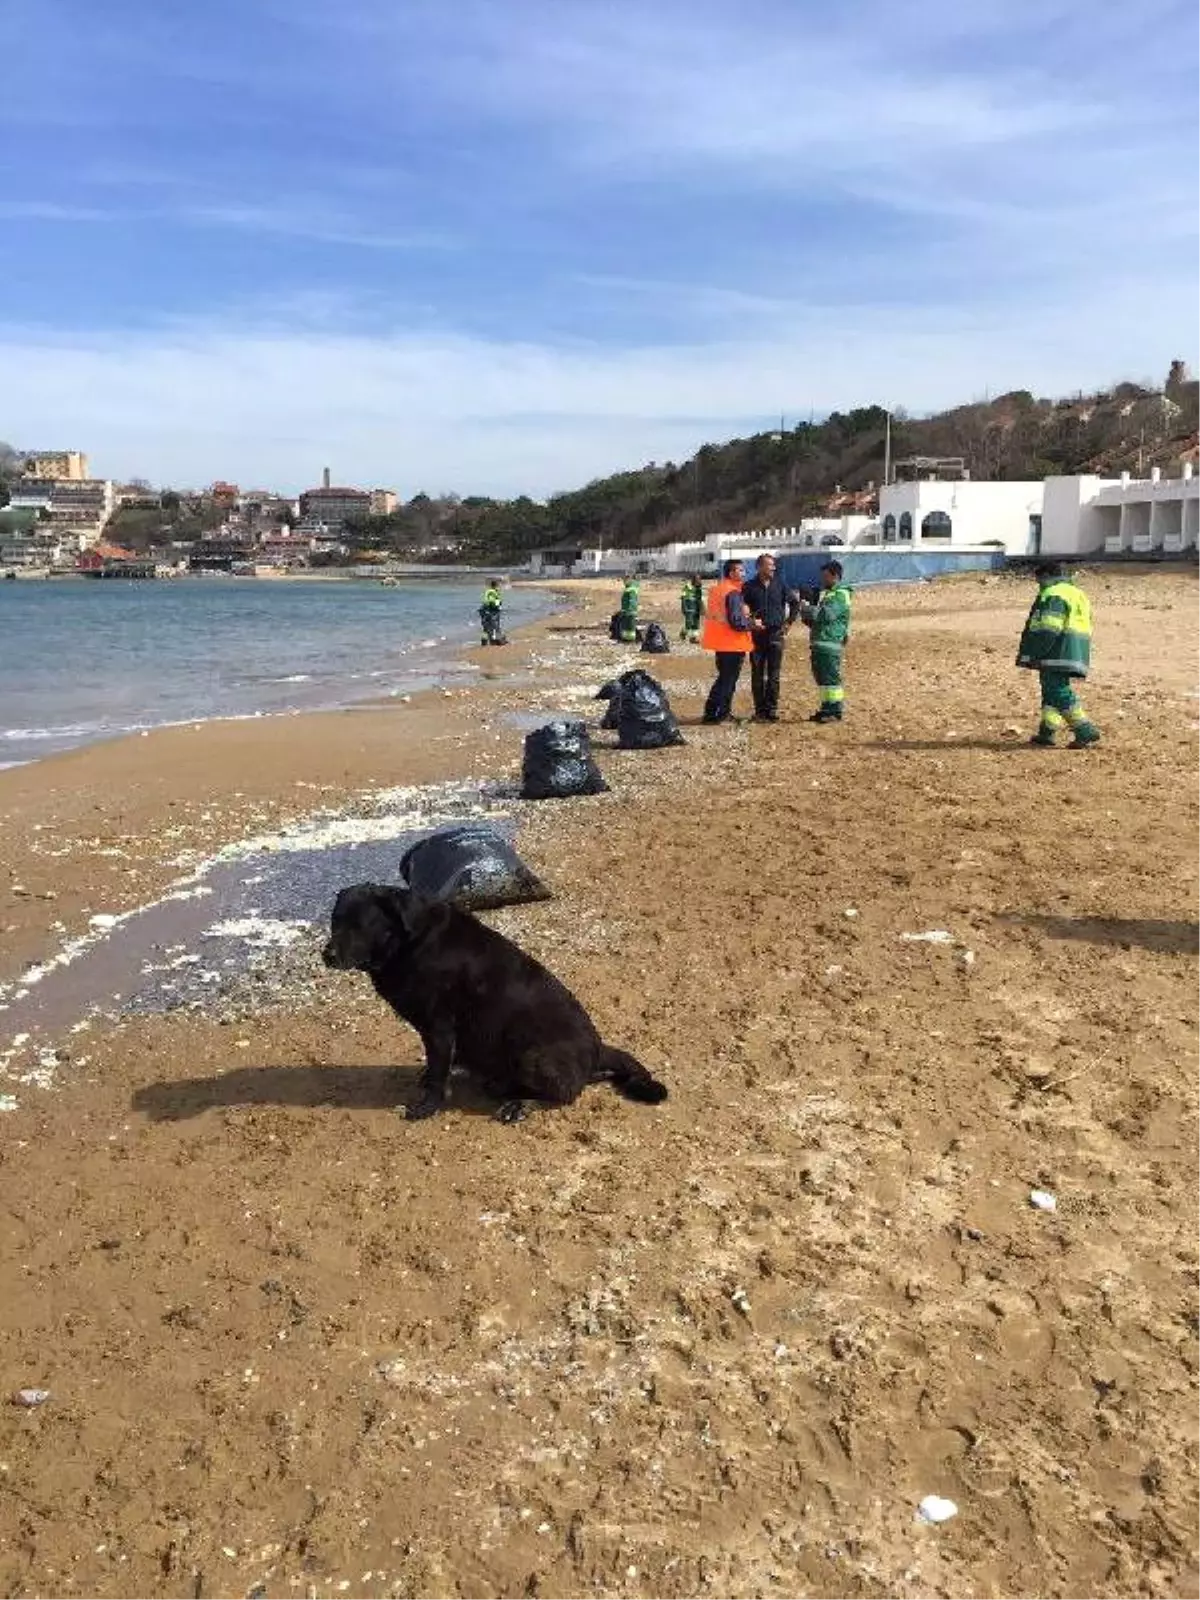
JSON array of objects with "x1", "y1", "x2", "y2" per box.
[{"x1": 378, "y1": 885, "x2": 432, "y2": 933}]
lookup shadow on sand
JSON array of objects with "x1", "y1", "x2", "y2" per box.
[
  {"x1": 997, "y1": 914, "x2": 1199, "y2": 955},
  {"x1": 132, "y1": 1062, "x2": 500, "y2": 1122},
  {"x1": 863, "y1": 738, "x2": 1035, "y2": 753}
]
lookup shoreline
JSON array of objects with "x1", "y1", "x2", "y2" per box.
[
  {"x1": 0, "y1": 576, "x2": 642, "y2": 986},
  {"x1": 0, "y1": 575, "x2": 571, "y2": 771}
]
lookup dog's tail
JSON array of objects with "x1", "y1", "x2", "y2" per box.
[{"x1": 597, "y1": 1046, "x2": 668, "y2": 1104}]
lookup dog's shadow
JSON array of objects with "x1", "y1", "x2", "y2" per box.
[{"x1": 131, "y1": 1062, "x2": 500, "y2": 1122}]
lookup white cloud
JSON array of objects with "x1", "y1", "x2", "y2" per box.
[{"x1": 3, "y1": 268, "x2": 1193, "y2": 496}]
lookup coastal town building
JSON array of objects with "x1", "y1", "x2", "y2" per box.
[
  {"x1": 877, "y1": 465, "x2": 1198, "y2": 558},
  {"x1": 21, "y1": 449, "x2": 89, "y2": 481},
  {"x1": 0, "y1": 505, "x2": 68, "y2": 568},
  {"x1": 20, "y1": 477, "x2": 115, "y2": 547},
  {"x1": 297, "y1": 485, "x2": 371, "y2": 528},
  {"x1": 527, "y1": 468, "x2": 1199, "y2": 578},
  {"x1": 370, "y1": 488, "x2": 399, "y2": 516}
]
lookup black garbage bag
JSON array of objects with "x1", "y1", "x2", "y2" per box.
[
  {"x1": 640, "y1": 621, "x2": 670, "y2": 654},
  {"x1": 399, "y1": 823, "x2": 551, "y2": 913},
  {"x1": 614, "y1": 669, "x2": 685, "y2": 750},
  {"x1": 608, "y1": 611, "x2": 624, "y2": 642},
  {"x1": 596, "y1": 678, "x2": 622, "y2": 730},
  {"x1": 521, "y1": 720, "x2": 609, "y2": 800}
]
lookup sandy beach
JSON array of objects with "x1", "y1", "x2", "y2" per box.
[{"x1": 0, "y1": 567, "x2": 1197, "y2": 1599}]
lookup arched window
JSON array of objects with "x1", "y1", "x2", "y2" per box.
[
  {"x1": 921, "y1": 511, "x2": 952, "y2": 540},
  {"x1": 898, "y1": 511, "x2": 913, "y2": 541},
  {"x1": 882, "y1": 513, "x2": 897, "y2": 542}
]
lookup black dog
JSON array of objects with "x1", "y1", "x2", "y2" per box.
[{"x1": 322, "y1": 883, "x2": 668, "y2": 1123}]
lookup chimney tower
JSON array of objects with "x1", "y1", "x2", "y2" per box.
[{"x1": 322, "y1": 466, "x2": 331, "y2": 489}]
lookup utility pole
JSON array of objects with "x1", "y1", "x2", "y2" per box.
[{"x1": 883, "y1": 410, "x2": 892, "y2": 487}]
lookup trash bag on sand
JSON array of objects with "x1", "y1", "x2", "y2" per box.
[
  {"x1": 399, "y1": 823, "x2": 551, "y2": 913},
  {"x1": 608, "y1": 611, "x2": 624, "y2": 642},
  {"x1": 640, "y1": 621, "x2": 670, "y2": 654},
  {"x1": 521, "y1": 721, "x2": 609, "y2": 801},
  {"x1": 596, "y1": 678, "x2": 622, "y2": 731},
  {"x1": 613, "y1": 669, "x2": 685, "y2": 750}
]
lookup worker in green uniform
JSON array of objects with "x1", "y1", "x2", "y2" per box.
[
  {"x1": 619, "y1": 575, "x2": 641, "y2": 644},
  {"x1": 1017, "y1": 562, "x2": 1101, "y2": 747},
  {"x1": 801, "y1": 560, "x2": 852, "y2": 723},
  {"x1": 479, "y1": 582, "x2": 504, "y2": 646},
  {"x1": 679, "y1": 575, "x2": 703, "y2": 643}
]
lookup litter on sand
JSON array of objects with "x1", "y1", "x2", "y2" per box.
[
  {"x1": 916, "y1": 1495, "x2": 959, "y2": 1524},
  {"x1": 13, "y1": 1389, "x2": 50, "y2": 1407},
  {"x1": 899, "y1": 930, "x2": 954, "y2": 944},
  {"x1": 1029, "y1": 1189, "x2": 1058, "y2": 1212}
]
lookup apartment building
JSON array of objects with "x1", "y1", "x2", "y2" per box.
[
  {"x1": 22, "y1": 449, "x2": 89, "y2": 481},
  {"x1": 370, "y1": 488, "x2": 399, "y2": 516},
  {"x1": 22, "y1": 477, "x2": 116, "y2": 546},
  {"x1": 297, "y1": 484, "x2": 371, "y2": 527}
]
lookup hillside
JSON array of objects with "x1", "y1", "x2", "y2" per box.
[
  {"x1": 4, "y1": 364, "x2": 1196, "y2": 563},
  {"x1": 350, "y1": 363, "x2": 1198, "y2": 562}
]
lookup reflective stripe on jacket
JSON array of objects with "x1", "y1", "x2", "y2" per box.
[
  {"x1": 1017, "y1": 580, "x2": 1092, "y2": 677},
  {"x1": 701, "y1": 579, "x2": 755, "y2": 653}
]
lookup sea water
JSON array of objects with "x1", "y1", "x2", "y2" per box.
[{"x1": 0, "y1": 576, "x2": 560, "y2": 767}]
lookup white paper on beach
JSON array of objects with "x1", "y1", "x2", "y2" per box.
[
  {"x1": 916, "y1": 1495, "x2": 958, "y2": 1524},
  {"x1": 899, "y1": 930, "x2": 954, "y2": 944}
]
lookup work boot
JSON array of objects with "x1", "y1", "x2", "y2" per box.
[
  {"x1": 1069, "y1": 724, "x2": 1102, "y2": 748},
  {"x1": 1029, "y1": 729, "x2": 1056, "y2": 747},
  {"x1": 810, "y1": 709, "x2": 835, "y2": 724}
]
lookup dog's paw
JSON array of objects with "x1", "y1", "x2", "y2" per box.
[
  {"x1": 403, "y1": 1095, "x2": 442, "y2": 1121},
  {"x1": 495, "y1": 1099, "x2": 528, "y2": 1125}
]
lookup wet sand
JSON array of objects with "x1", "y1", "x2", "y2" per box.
[{"x1": 0, "y1": 567, "x2": 1197, "y2": 1599}]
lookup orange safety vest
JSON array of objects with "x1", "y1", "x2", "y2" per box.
[{"x1": 701, "y1": 578, "x2": 754, "y2": 653}]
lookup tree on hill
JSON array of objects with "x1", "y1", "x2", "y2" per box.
[{"x1": 0, "y1": 440, "x2": 21, "y2": 507}]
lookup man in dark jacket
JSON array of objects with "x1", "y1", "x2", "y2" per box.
[{"x1": 741, "y1": 553, "x2": 801, "y2": 722}]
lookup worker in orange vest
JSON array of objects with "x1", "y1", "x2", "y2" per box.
[{"x1": 700, "y1": 559, "x2": 756, "y2": 723}]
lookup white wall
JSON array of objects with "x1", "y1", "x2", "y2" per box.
[
  {"x1": 1040, "y1": 474, "x2": 1121, "y2": 556},
  {"x1": 878, "y1": 480, "x2": 1043, "y2": 555}
]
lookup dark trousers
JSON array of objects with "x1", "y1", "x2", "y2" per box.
[
  {"x1": 750, "y1": 631, "x2": 786, "y2": 715},
  {"x1": 704, "y1": 652, "x2": 746, "y2": 721}
]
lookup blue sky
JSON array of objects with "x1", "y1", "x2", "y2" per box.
[{"x1": 1, "y1": 0, "x2": 1197, "y2": 495}]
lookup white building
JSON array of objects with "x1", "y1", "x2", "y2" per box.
[
  {"x1": 526, "y1": 516, "x2": 874, "y2": 577},
  {"x1": 876, "y1": 478, "x2": 1041, "y2": 553},
  {"x1": 877, "y1": 468, "x2": 1197, "y2": 558},
  {"x1": 526, "y1": 471, "x2": 1198, "y2": 578}
]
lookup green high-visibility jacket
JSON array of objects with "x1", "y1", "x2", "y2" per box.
[
  {"x1": 680, "y1": 583, "x2": 702, "y2": 627},
  {"x1": 807, "y1": 584, "x2": 852, "y2": 648},
  {"x1": 1017, "y1": 579, "x2": 1091, "y2": 678},
  {"x1": 481, "y1": 586, "x2": 502, "y2": 609},
  {"x1": 620, "y1": 581, "x2": 640, "y2": 617}
]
